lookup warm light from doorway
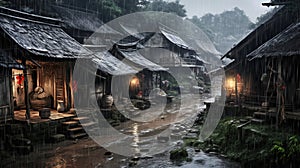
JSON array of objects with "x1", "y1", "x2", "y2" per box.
[
  {"x1": 226, "y1": 78, "x2": 235, "y2": 89},
  {"x1": 130, "y1": 77, "x2": 139, "y2": 86}
]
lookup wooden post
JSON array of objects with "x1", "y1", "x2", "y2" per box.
[
  {"x1": 235, "y1": 73, "x2": 238, "y2": 105},
  {"x1": 70, "y1": 62, "x2": 74, "y2": 108},
  {"x1": 22, "y1": 59, "x2": 30, "y2": 120},
  {"x1": 276, "y1": 58, "x2": 282, "y2": 130},
  {"x1": 9, "y1": 69, "x2": 14, "y2": 121}
]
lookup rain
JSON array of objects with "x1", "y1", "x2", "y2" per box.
[{"x1": 0, "y1": 0, "x2": 299, "y2": 168}]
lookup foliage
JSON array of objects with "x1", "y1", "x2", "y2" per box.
[
  {"x1": 195, "y1": 117, "x2": 300, "y2": 167},
  {"x1": 5, "y1": 0, "x2": 187, "y2": 22},
  {"x1": 270, "y1": 135, "x2": 300, "y2": 165},
  {"x1": 187, "y1": 7, "x2": 253, "y2": 54},
  {"x1": 169, "y1": 147, "x2": 189, "y2": 162},
  {"x1": 0, "y1": 0, "x2": 6, "y2": 6},
  {"x1": 250, "y1": 7, "x2": 280, "y2": 29},
  {"x1": 145, "y1": 0, "x2": 186, "y2": 17}
]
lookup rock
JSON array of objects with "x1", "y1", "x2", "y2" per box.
[
  {"x1": 170, "y1": 133, "x2": 182, "y2": 141},
  {"x1": 120, "y1": 159, "x2": 127, "y2": 162},
  {"x1": 128, "y1": 160, "x2": 138, "y2": 167},
  {"x1": 106, "y1": 157, "x2": 114, "y2": 161},
  {"x1": 195, "y1": 148, "x2": 201, "y2": 152},
  {"x1": 205, "y1": 147, "x2": 219, "y2": 153},
  {"x1": 157, "y1": 136, "x2": 169, "y2": 143},
  {"x1": 182, "y1": 133, "x2": 198, "y2": 140},
  {"x1": 186, "y1": 157, "x2": 193, "y2": 162},
  {"x1": 170, "y1": 148, "x2": 188, "y2": 162},
  {"x1": 239, "y1": 119, "x2": 248, "y2": 123},
  {"x1": 208, "y1": 151, "x2": 217, "y2": 155},
  {"x1": 193, "y1": 140, "x2": 204, "y2": 148},
  {"x1": 171, "y1": 127, "x2": 180, "y2": 133},
  {"x1": 104, "y1": 151, "x2": 113, "y2": 156},
  {"x1": 189, "y1": 129, "x2": 200, "y2": 134},
  {"x1": 140, "y1": 155, "x2": 153, "y2": 159},
  {"x1": 220, "y1": 154, "x2": 228, "y2": 158},
  {"x1": 195, "y1": 159, "x2": 205, "y2": 164},
  {"x1": 131, "y1": 156, "x2": 140, "y2": 162}
]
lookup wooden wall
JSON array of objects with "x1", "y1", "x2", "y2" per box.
[
  {"x1": 37, "y1": 62, "x2": 72, "y2": 110},
  {"x1": 0, "y1": 67, "x2": 13, "y2": 123}
]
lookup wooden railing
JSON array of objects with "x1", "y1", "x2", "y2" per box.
[{"x1": 241, "y1": 94, "x2": 295, "y2": 111}]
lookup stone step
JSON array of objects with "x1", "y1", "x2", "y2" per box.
[
  {"x1": 251, "y1": 118, "x2": 265, "y2": 124},
  {"x1": 253, "y1": 112, "x2": 267, "y2": 120},
  {"x1": 70, "y1": 132, "x2": 87, "y2": 139},
  {"x1": 80, "y1": 122, "x2": 97, "y2": 128},
  {"x1": 68, "y1": 127, "x2": 84, "y2": 132},
  {"x1": 50, "y1": 134, "x2": 65, "y2": 143},
  {"x1": 62, "y1": 121, "x2": 79, "y2": 126},
  {"x1": 72, "y1": 117, "x2": 89, "y2": 122},
  {"x1": 254, "y1": 112, "x2": 267, "y2": 116}
]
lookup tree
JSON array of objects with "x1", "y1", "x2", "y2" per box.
[
  {"x1": 145, "y1": 0, "x2": 186, "y2": 17},
  {"x1": 250, "y1": 7, "x2": 279, "y2": 29},
  {"x1": 0, "y1": 0, "x2": 5, "y2": 5},
  {"x1": 187, "y1": 7, "x2": 253, "y2": 54}
]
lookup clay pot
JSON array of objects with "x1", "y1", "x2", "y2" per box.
[
  {"x1": 101, "y1": 95, "x2": 113, "y2": 108},
  {"x1": 57, "y1": 100, "x2": 65, "y2": 112}
]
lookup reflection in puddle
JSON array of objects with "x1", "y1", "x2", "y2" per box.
[{"x1": 132, "y1": 123, "x2": 140, "y2": 154}]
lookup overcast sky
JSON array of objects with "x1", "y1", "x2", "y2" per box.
[{"x1": 167, "y1": 0, "x2": 273, "y2": 22}]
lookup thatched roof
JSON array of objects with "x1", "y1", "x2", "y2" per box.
[{"x1": 248, "y1": 22, "x2": 300, "y2": 61}]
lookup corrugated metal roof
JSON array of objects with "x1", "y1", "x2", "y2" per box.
[
  {"x1": 92, "y1": 51, "x2": 137, "y2": 76},
  {"x1": 0, "y1": 14, "x2": 92, "y2": 59},
  {"x1": 118, "y1": 50, "x2": 167, "y2": 71},
  {"x1": 248, "y1": 22, "x2": 300, "y2": 61}
]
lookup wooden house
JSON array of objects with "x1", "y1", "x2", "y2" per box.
[
  {"x1": 0, "y1": 7, "x2": 92, "y2": 119},
  {"x1": 111, "y1": 45, "x2": 167, "y2": 98},
  {"x1": 50, "y1": 4, "x2": 121, "y2": 45},
  {"x1": 222, "y1": 6, "x2": 299, "y2": 102},
  {"x1": 247, "y1": 21, "x2": 300, "y2": 115},
  {"x1": 221, "y1": 4, "x2": 300, "y2": 124}
]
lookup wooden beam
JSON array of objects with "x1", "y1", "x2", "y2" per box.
[
  {"x1": 22, "y1": 59, "x2": 30, "y2": 120},
  {"x1": 262, "y1": 2, "x2": 292, "y2": 6}
]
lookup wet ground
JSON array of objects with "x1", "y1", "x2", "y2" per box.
[
  {"x1": 2, "y1": 137, "x2": 239, "y2": 168},
  {"x1": 2, "y1": 92, "x2": 240, "y2": 167}
]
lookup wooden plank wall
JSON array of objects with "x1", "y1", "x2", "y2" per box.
[{"x1": 0, "y1": 67, "x2": 13, "y2": 123}]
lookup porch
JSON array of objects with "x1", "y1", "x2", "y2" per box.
[
  {"x1": 12, "y1": 109, "x2": 91, "y2": 142},
  {"x1": 14, "y1": 109, "x2": 76, "y2": 124}
]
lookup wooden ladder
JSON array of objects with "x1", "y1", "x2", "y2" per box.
[{"x1": 56, "y1": 67, "x2": 64, "y2": 102}]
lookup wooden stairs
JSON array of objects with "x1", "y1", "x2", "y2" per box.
[{"x1": 61, "y1": 115, "x2": 97, "y2": 139}]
